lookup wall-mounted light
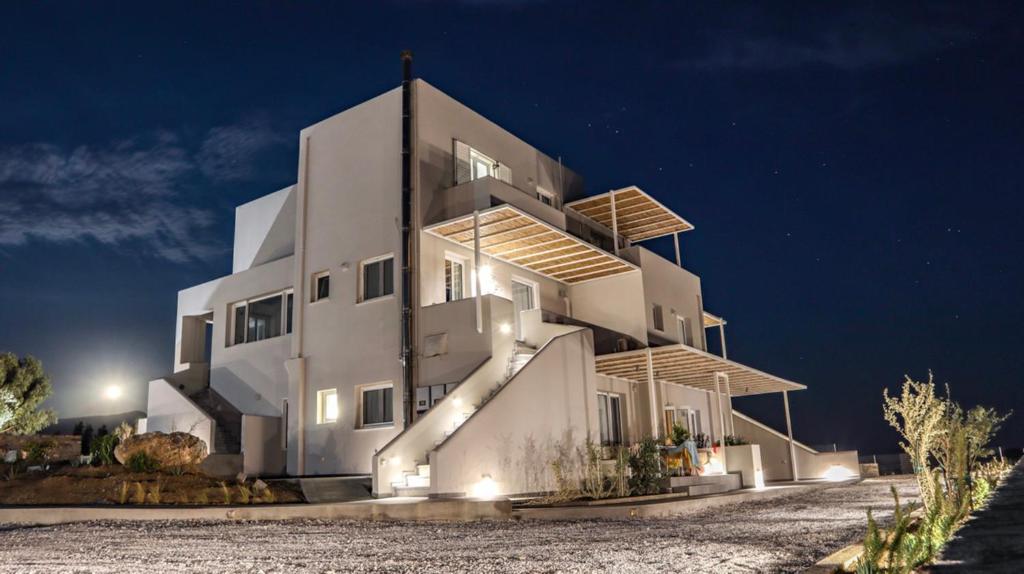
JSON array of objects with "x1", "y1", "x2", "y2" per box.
[{"x1": 498, "y1": 322, "x2": 512, "y2": 335}]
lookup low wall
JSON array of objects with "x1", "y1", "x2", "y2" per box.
[
  {"x1": 144, "y1": 379, "x2": 214, "y2": 454},
  {"x1": 241, "y1": 415, "x2": 285, "y2": 476},
  {"x1": 732, "y1": 410, "x2": 860, "y2": 481}
]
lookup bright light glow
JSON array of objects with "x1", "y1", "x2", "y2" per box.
[
  {"x1": 104, "y1": 385, "x2": 123, "y2": 400},
  {"x1": 471, "y1": 474, "x2": 499, "y2": 499},
  {"x1": 478, "y1": 265, "x2": 496, "y2": 295},
  {"x1": 498, "y1": 322, "x2": 512, "y2": 335},
  {"x1": 452, "y1": 397, "x2": 463, "y2": 408},
  {"x1": 754, "y1": 469, "x2": 766, "y2": 490},
  {"x1": 824, "y1": 465, "x2": 851, "y2": 482},
  {"x1": 706, "y1": 457, "x2": 724, "y2": 475}
]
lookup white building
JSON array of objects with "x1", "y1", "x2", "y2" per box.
[{"x1": 141, "y1": 64, "x2": 859, "y2": 498}]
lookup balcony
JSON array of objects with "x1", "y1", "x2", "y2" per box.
[{"x1": 426, "y1": 176, "x2": 566, "y2": 231}]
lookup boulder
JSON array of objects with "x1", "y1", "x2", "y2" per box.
[{"x1": 114, "y1": 431, "x2": 208, "y2": 468}]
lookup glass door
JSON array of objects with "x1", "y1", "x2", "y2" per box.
[{"x1": 511, "y1": 279, "x2": 536, "y2": 340}]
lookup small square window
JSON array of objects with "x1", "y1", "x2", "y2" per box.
[
  {"x1": 360, "y1": 256, "x2": 394, "y2": 302},
  {"x1": 316, "y1": 388, "x2": 338, "y2": 424},
  {"x1": 361, "y1": 384, "x2": 394, "y2": 427},
  {"x1": 313, "y1": 271, "x2": 330, "y2": 302}
]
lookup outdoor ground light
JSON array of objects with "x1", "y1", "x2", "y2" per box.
[
  {"x1": 471, "y1": 474, "x2": 498, "y2": 499},
  {"x1": 823, "y1": 465, "x2": 850, "y2": 482}
]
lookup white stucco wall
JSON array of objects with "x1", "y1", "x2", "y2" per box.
[
  {"x1": 232, "y1": 186, "x2": 296, "y2": 273},
  {"x1": 288, "y1": 86, "x2": 404, "y2": 475},
  {"x1": 568, "y1": 271, "x2": 648, "y2": 344},
  {"x1": 430, "y1": 328, "x2": 599, "y2": 497},
  {"x1": 624, "y1": 246, "x2": 705, "y2": 348},
  {"x1": 144, "y1": 379, "x2": 214, "y2": 454}
]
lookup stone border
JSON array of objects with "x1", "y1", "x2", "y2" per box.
[
  {"x1": 515, "y1": 479, "x2": 858, "y2": 520},
  {"x1": 0, "y1": 498, "x2": 511, "y2": 524}
]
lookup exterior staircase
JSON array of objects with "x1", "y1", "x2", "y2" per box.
[
  {"x1": 388, "y1": 341, "x2": 538, "y2": 497},
  {"x1": 188, "y1": 387, "x2": 242, "y2": 454}
]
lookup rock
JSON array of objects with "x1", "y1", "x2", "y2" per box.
[
  {"x1": 3, "y1": 450, "x2": 17, "y2": 463},
  {"x1": 235, "y1": 472, "x2": 248, "y2": 484},
  {"x1": 252, "y1": 479, "x2": 268, "y2": 494},
  {"x1": 114, "y1": 432, "x2": 208, "y2": 468}
]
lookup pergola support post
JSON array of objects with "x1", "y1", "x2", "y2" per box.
[
  {"x1": 714, "y1": 372, "x2": 728, "y2": 472},
  {"x1": 673, "y1": 232, "x2": 681, "y2": 267},
  {"x1": 645, "y1": 348, "x2": 658, "y2": 439},
  {"x1": 609, "y1": 189, "x2": 619, "y2": 256},
  {"x1": 783, "y1": 390, "x2": 799, "y2": 481},
  {"x1": 473, "y1": 210, "x2": 483, "y2": 334}
]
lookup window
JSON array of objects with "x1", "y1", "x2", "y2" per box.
[
  {"x1": 247, "y1": 294, "x2": 282, "y2": 342},
  {"x1": 361, "y1": 384, "x2": 394, "y2": 427},
  {"x1": 680, "y1": 316, "x2": 694, "y2": 346},
  {"x1": 537, "y1": 187, "x2": 555, "y2": 207},
  {"x1": 360, "y1": 255, "x2": 394, "y2": 302},
  {"x1": 286, "y1": 292, "x2": 294, "y2": 334},
  {"x1": 228, "y1": 289, "x2": 293, "y2": 346},
  {"x1": 454, "y1": 140, "x2": 511, "y2": 185},
  {"x1": 312, "y1": 271, "x2": 330, "y2": 302},
  {"x1": 444, "y1": 254, "x2": 465, "y2": 302},
  {"x1": 666, "y1": 407, "x2": 701, "y2": 438},
  {"x1": 597, "y1": 392, "x2": 623, "y2": 446},
  {"x1": 316, "y1": 389, "x2": 338, "y2": 424},
  {"x1": 653, "y1": 304, "x2": 664, "y2": 332}
]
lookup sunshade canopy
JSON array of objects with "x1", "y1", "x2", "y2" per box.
[
  {"x1": 595, "y1": 344, "x2": 805, "y2": 396},
  {"x1": 565, "y1": 186, "x2": 694, "y2": 242},
  {"x1": 424, "y1": 204, "x2": 639, "y2": 284}
]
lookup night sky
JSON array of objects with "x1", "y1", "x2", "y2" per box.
[{"x1": 1, "y1": 2, "x2": 1021, "y2": 454}]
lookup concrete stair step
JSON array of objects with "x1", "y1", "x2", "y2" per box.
[
  {"x1": 394, "y1": 485, "x2": 430, "y2": 497},
  {"x1": 417, "y1": 464, "x2": 430, "y2": 477},
  {"x1": 301, "y1": 476, "x2": 372, "y2": 503},
  {"x1": 404, "y1": 474, "x2": 430, "y2": 488}
]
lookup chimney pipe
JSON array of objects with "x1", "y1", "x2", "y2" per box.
[{"x1": 399, "y1": 50, "x2": 416, "y2": 429}]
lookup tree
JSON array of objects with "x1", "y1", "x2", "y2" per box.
[
  {"x1": 80, "y1": 424, "x2": 94, "y2": 455},
  {"x1": 0, "y1": 352, "x2": 57, "y2": 435},
  {"x1": 97, "y1": 424, "x2": 109, "y2": 437},
  {"x1": 882, "y1": 373, "x2": 946, "y2": 510},
  {"x1": 72, "y1": 420, "x2": 85, "y2": 436}
]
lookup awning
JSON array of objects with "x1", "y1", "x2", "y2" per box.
[
  {"x1": 565, "y1": 186, "x2": 694, "y2": 242},
  {"x1": 702, "y1": 310, "x2": 726, "y2": 328},
  {"x1": 594, "y1": 344, "x2": 805, "y2": 396},
  {"x1": 424, "y1": 204, "x2": 639, "y2": 284}
]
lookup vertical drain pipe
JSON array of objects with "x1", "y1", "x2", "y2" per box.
[{"x1": 400, "y1": 50, "x2": 416, "y2": 429}]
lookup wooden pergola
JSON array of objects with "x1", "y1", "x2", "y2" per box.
[
  {"x1": 424, "y1": 204, "x2": 639, "y2": 284},
  {"x1": 594, "y1": 344, "x2": 805, "y2": 397},
  {"x1": 565, "y1": 186, "x2": 694, "y2": 242}
]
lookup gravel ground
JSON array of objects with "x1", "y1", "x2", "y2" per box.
[{"x1": 0, "y1": 476, "x2": 917, "y2": 574}]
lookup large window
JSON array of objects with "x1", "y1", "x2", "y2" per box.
[
  {"x1": 360, "y1": 255, "x2": 394, "y2": 302},
  {"x1": 679, "y1": 316, "x2": 694, "y2": 347},
  {"x1": 597, "y1": 392, "x2": 623, "y2": 446},
  {"x1": 444, "y1": 254, "x2": 466, "y2": 302},
  {"x1": 229, "y1": 289, "x2": 293, "y2": 346},
  {"x1": 470, "y1": 148, "x2": 495, "y2": 181},
  {"x1": 361, "y1": 383, "x2": 394, "y2": 427},
  {"x1": 316, "y1": 388, "x2": 338, "y2": 425}
]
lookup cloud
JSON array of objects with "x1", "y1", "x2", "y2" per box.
[
  {"x1": 679, "y1": 8, "x2": 970, "y2": 71},
  {"x1": 197, "y1": 118, "x2": 288, "y2": 182},
  {"x1": 0, "y1": 120, "x2": 289, "y2": 263}
]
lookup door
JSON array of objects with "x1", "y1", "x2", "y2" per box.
[{"x1": 511, "y1": 278, "x2": 536, "y2": 340}]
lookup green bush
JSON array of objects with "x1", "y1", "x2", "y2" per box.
[
  {"x1": 24, "y1": 439, "x2": 56, "y2": 463},
  {"x1": 628, "y1": 437, "x2": 663, "y2": 496},
  {"x1": 126, "y1": 451, "x2": 160, "y2": 473},
  {"x1": 723, "y1": 435, "x2": 748, "y2": 446},
  {"x1": 670, "y1": 424, "x2": 690, "y2": 446},
  {"x1": 90, "y1": 434, "x2": 119, "y2": 466}
]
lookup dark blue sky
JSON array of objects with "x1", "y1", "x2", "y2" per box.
[{"x1": 1, "y1": 2, "x2": 1021, "y2": 453}]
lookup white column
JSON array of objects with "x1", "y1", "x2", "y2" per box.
[
  {"x1": 609, "y1": 190, "x2": 619, "y2": 256},
  {"x1": 673, "y1": 232, "x2": 681, "y2": 267},
  {"x1": 645, "y1": 349, "x2": 659, "y2": 438},
  {"x1": 783, "y1": 390, "x2": 799, "y2": 481},
  {"x1": 719, "y1": 324, "x2": 728, "y2": 359},
  {"x1": 473, "y1": 210, "x2": 483, "y2": 334},
  {"x1": 714, "y1": 372, "x2": 728, "y2": 472},
  {"x1": 722, "y1": 374, "x2": 735, "y2": 436}
]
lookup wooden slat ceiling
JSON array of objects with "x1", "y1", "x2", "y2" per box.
[
  {"x1": 425, "y1": 205, "x2": 639, "y2": 284},
  {"x1": 565, "y1": 186, "x2": 694, "y2": 242},
  {"x1": 702, "y1": 310, "x2": 726, "y2": 328},
  {"x1": 595, "y1": 344, "x2": 805, "y2": 397}
]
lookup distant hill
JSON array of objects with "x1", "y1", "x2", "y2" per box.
[{"x1": 42, "y1": 411, "x2": 146, "y2": 435}]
